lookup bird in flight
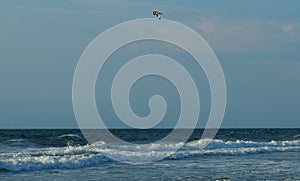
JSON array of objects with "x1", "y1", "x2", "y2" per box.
[{"x1": 152, "y1": 11, "x2": 163, "y2": 20}]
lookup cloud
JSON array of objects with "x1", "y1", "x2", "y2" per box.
[
  {"x1": 196, "y1": 16, "x2": 300, "y2": 54},
  {"x1": 282, "y1": 23, "x2": 300, "y2": 35}
]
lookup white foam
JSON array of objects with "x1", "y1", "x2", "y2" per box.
[
  {"x1": 0, "y1": 139, "x2": 299, "y2": 171},
  {"x1": 5, "y1": 139, "x2": 25, "y2": 142},
  {"x1": 185, "y1": 139, "x2": 300, "y2": 149},
  {"x1": 0, "y1": 144, "x2": 109, "y2": 171},
  {"x1": 58, "y1": 134, "x2": 83, "y2": 139}
]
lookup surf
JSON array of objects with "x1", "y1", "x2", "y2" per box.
[{"x1": 0, "y1": 139, "x2": 299, "y2": 171}]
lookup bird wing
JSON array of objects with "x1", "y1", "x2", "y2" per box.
[{"x1": 157, "y1": 14, "x2": 161, "y2": 19}]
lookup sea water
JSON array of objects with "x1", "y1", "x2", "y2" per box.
[{"x1": 0, "y1": 129, "x2": 299, "y2": 180}]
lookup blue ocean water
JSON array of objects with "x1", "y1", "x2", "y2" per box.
[{"x1": 0, "y1": 129, "x2": 299, "y2": 180}]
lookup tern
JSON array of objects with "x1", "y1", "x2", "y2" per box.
[{"x1": 152, "y1": 11, "x2": 163, "y2": 20}]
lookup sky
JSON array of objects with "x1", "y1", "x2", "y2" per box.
[{"x1": 0, "y1": 0, "x2": 300, "y2": 128}]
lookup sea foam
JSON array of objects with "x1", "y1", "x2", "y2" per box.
[{"x1": 0, "y1": 139, "x2": 299, "y2": 171}]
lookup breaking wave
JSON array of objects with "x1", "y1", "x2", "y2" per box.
[{"x1": 0, "y1": 139, "x2": 299, "y2": 171}]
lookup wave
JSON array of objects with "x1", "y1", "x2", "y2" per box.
[
  {"x1": 57, "y1": 134, "x2": 83, "y2": 139},
  {"x1": 4, "y1": 139, "x2": 25, "y2": 143},
  {"x1": 185, "y1": 139, "x2": 300, "y2": 149},
  {"x1": 0, "y1": 139, "x2": 299, "y2": 171},
  {"x1": 0, "y1": 144, "x2": 110, "y2": 172},
  {"x1": 293, "y1": 134, "x2": 300, "y2": 138}
]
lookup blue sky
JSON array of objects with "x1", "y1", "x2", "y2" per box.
[{"x1": 0, "y1": 0, "x2": 299, "y2": 128}]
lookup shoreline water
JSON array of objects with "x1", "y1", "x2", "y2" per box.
[{"x1": 0, "y1": 129, "x2": 299, "y2": 180}]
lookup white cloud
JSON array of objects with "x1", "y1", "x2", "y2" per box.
[
  {"x1": 195, "y1": 16, "x2": 300, "y2": 54},
  {"x1": 282, "y1": 23, "x2": 300, "y2": 35}
]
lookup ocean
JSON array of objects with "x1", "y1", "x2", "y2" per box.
[{"x1": 0, "y1": 129, "x2": 299, "y2": 180}]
